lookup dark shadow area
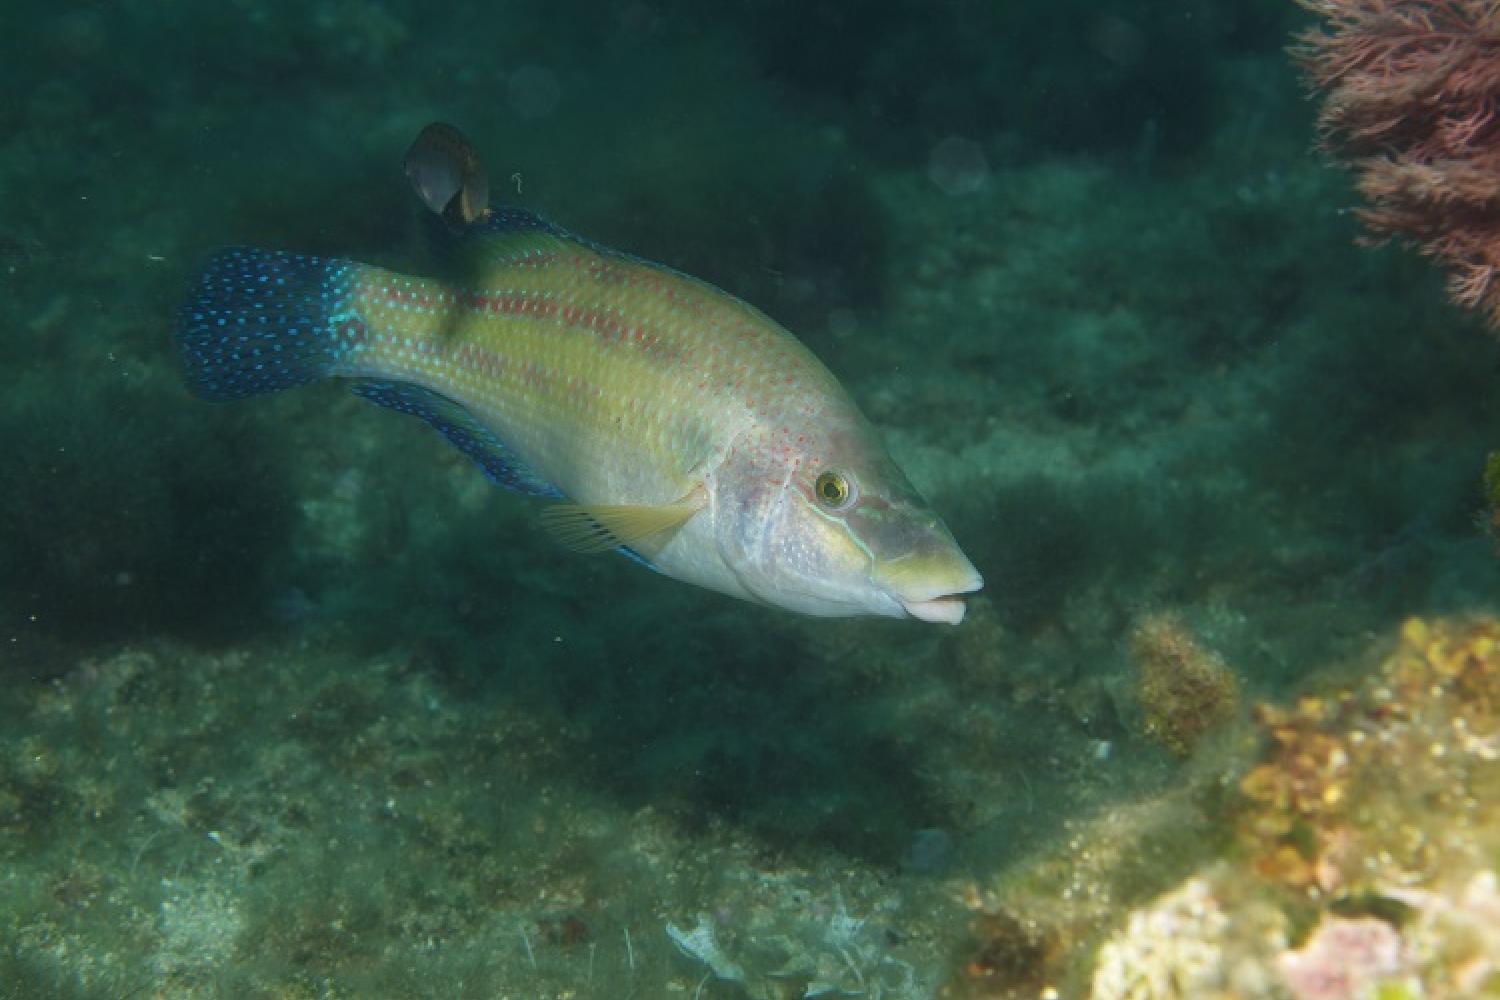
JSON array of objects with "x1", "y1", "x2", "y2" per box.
[
  {"x1": 0, "y1": 373, "x2": 294, "y2": 655},
  {"x1": 663, "y1": 0, "x2": 1306, "y2": 163},
  {"x1": 329, "y1": 533, "x2": 962, "y2": 865}
]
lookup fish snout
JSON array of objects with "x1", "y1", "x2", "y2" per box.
[{"x1": 874, "y1": 549, "x2": 984, "y2": 625}]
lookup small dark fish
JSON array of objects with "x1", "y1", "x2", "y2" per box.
[{"x1": 403, "y1": 122, "x2": 489, "y2": 227}]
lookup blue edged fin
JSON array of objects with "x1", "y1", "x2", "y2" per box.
[
  {"x1": 474, "y1": 207, "x2": 579, "y2": 243},
  {"x1": 428, "y1": 207, "x2": 737, "y2": 327},
  {"x1": 424, "y1": 206, "x2": 581, "y2": 270},
  {"x1": 177, "y1": 248, "x2": 359, "y2": 401},
  {"x1": 615, "y1": 546, "x2": 662, "y2": 573},
  {"x1": 432, "y1": 205, "x2": 657, "y2": 270},
  {"x1": 452, "y1": 207, "x2": 738, "y2": 311},
  {"x1": 351, "y1": 380, "x2": 561, "y2": 498}
]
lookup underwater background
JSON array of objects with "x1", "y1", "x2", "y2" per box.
[{"x1": 3, "y1": 1, "x2": 1499, "y2": 997}]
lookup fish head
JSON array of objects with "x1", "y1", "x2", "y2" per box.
[{"x1": 716, "y1": 413, "x2": 983, "y2": 623}]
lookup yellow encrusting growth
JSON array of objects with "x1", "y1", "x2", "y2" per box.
[{"x1": 1130, "y1": 613, "x2": 1240, "y2": 757}]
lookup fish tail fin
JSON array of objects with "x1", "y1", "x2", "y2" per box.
[{"x1": 176, "y1": 248, "x2": 364, "y2": 400}]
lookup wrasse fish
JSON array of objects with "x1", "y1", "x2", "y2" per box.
[{"x1": 177, "y1": 124, "x2": 982, "y2": 622}]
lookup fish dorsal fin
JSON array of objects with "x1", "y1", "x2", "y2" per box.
[
  {"x1": 351, "y1": 380, "x2": 560, "y2": 497},
  {"x1": 540, "y1": 496, "x2": 703, "y2": 554},
  {"x1": 436, "y1": 207, "x2": 775, "y2": 331},
  {"x1": 475, "y1": 207, "x2": 578, "y2": 242},
  {"x1": 426, "y1": 206, "x2": 590, "y2": 271}
]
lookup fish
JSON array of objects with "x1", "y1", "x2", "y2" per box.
[
  {"x1": 176, "y1": 123, "x2": 982, "y2": 623},
  {"x1": 403, "y1": 121, "x2": 489, "y2": 228}
]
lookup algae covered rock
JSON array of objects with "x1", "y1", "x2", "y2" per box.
[
  {"x1": 948, "y1": 616, "x2": 1500, "y2": 999},
  {"x1": 1118, "y1": 616, "x2": 1500, "y2": 998},
  {"x1": 1130, "y1": 613, "x2": 1240, "y2": 757}
]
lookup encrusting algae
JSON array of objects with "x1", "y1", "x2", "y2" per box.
[
  {"x1": 1237, "y1": 617, "x2": 1500, "y2": 907},
  {"x1": 1129, "y1": 613, "x2": 1240, "y2": 757},
  {"x1": 945, "y1": 616, "x2": 1500, "y2": 999}
]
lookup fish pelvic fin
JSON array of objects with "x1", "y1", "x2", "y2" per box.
[
  {"x1": 177, "y1": 248, "x2": 362, "y2": 401},
  {"x1": 540, "y1": 494, "x2": 704, "y2": 554}
]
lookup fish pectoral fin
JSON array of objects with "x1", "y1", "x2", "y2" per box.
[{"x1": 540, "y1": 496, "x2": 703, "y2": 554}]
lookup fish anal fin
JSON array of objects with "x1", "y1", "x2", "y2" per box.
[
  {"x1": 351, "y1": 380, "x2": 560, "y2": 497},
  {"x1": 541, "y1": 497, "x2": 702, "y2": 554}
]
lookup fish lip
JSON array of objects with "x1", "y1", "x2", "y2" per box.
[
  {"x1": 899, "y1": 594, "x2": 970, "y2": 624},
  {"x1": 889, "y1": 565, "x2": 984, "y2": 625}
]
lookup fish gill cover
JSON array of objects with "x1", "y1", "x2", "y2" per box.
[{"x1": 0, "y1": 1, "x2": 1497, "y2": 998}]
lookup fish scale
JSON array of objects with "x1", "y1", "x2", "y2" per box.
[{"x1": 322, "y1": 227, "x2": 842, "y2": 506}]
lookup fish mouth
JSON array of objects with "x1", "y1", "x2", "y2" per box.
[
  {"x1": 880, "y1": 556, "x2": 985, "y2": 625},
  {"x1": 899, "y1": 594, "x2": 972, "y2": 624}
]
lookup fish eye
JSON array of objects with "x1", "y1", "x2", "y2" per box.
[{"x1": 813, "y1": 470, "x2": 856, "y2": 511}]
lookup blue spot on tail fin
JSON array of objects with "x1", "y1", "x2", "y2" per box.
[
  {"x1": 177, "y1": 248, "x2": 358, "y2": 401},
  {"x1": 351, "y1": 380, "x2": 561, "y2": 497}
]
